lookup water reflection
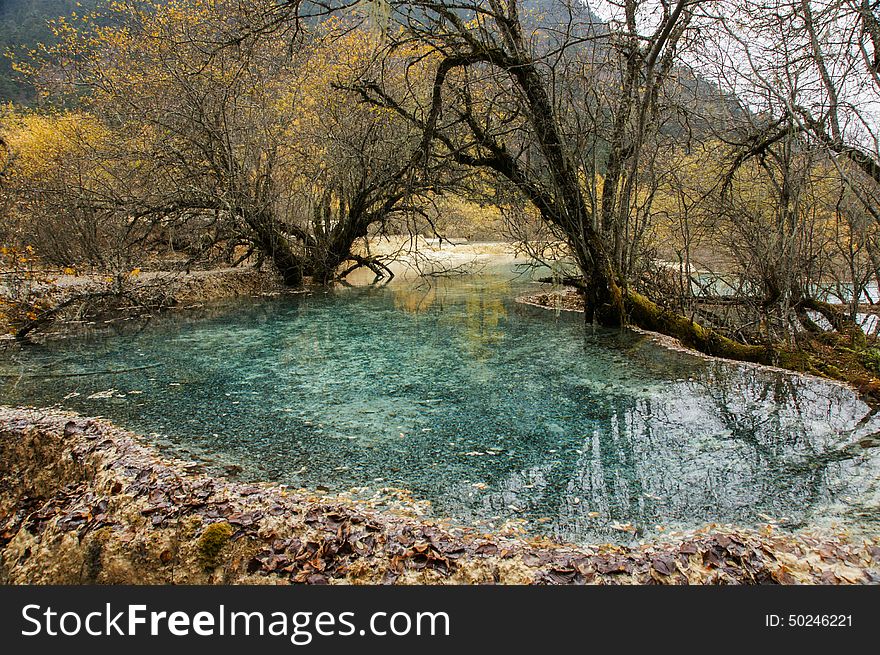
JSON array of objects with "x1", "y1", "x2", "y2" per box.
[
  {"x1": 461, "y1": 363, "x2": 880, "y2": 543},
  {"x1": 393, "y1": 283, "x2": 440, "y2": 315},
  {"x1": 393, "y1": 278, "x2": 508, "y2": 360},
  {"x1": 2, "y1": 275, "x2": 878, "y2": 544}
]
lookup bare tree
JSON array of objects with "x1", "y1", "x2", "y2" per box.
[
  {"x1": 685, "y1": 0, "x2": 880, "y2": 338},
  {"x1": 347, "y1": 0, "x2": 779, "y2": 361},
  {"x1": 22, "y1": 0, "x2": 439, "y2": 285}
]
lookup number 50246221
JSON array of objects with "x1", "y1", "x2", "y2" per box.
[{"x1": 765, "y1": 614, "x2": 852, "y2": 627}]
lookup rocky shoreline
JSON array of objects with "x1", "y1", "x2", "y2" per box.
[
  {"x1": 1, "y1": 267, "x2": 289, "y2": 340},
  {"x1": 1, "y1": 406, "x2": 878, "y2": 585}
]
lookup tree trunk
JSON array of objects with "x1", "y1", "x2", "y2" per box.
[
  {"x1": 304, "y1": 209, "x2": 372, "y2": 284},
  {"x1": 625, "y1": 290, "x2": 772, "y2": 363},
  {"x1": 248, "y1": 213, "x2": 304, "y2": 287}
]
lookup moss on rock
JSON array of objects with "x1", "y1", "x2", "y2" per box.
[{"x1": 197, "y1": 522, "x2": 234, "y2": 570}]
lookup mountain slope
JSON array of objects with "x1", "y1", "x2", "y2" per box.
[{"x1": 0, "y1": 0, "x2": 99, "y2": 102}]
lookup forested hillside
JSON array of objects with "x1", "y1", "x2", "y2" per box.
[
  {"x1": 0, "y1": 0, "x2": 98, "y2": 101},
  {"x1": 0, "y1": 0, "x2": 587, "y2": 103}
]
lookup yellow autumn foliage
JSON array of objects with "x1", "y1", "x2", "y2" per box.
[{"x1": 0, "y1": 109, "x2": 108, "y2": 183}]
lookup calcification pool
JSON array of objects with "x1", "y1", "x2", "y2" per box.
[{"x1": 2, "y1": 271, "x2": 879, "y2": 544}]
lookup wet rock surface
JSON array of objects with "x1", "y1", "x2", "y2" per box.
[{"x1": 1, "y1": 406, "x2": 878, "y2": 585}]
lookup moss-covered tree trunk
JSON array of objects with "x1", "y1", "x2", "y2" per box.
[{"x1": 624, "y1": 290, "x2": 771, "y2": 363}]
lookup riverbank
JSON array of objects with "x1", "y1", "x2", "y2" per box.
[
  {"x1": 1, "y1": 241, "x2": 525, "y2": 338},
  {"x1": 1, "y1": 267, "x2": 289, "y2": 339},
  {"x1": 519, "y1": 287, "x2": 880, "y2": 405},
  {"x1": 1, "y1": 407, "x2": 877, "y2": 585}
]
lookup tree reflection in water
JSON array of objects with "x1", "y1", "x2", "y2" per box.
[{"x1": 3, "y1": 274, "x2": 878, "y2": 544}]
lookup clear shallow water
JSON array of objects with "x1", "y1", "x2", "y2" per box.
[{"x1": 2, "y1": 273, "x2": 880, "y2": 544}]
